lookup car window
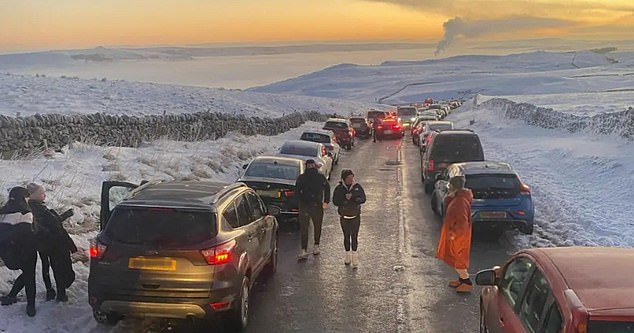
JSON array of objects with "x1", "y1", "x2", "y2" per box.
[
  {"x1": 324, "y1": 121, "x2": 348, "y2": 129},
  {"x1": 223, "y1": 201, "x2": 240, "y2": 229},
  {"x1": 246, "y1": 191, "x2": 263, "y2": 221},
  {"x1": 543, "y1": 302, "x2": 563, "y2": 333},
  {"x1": 244, "y1": 161, "x2": 300, "y2": 180},
  {"x1": 429, "y1": 123, "x2": 453, "y2": 131},
  {"x1": 105, "y1": 207, "x2": 216, "y2": 247},
  {"x1": 300, "y1": 132, "x2": 331, "y2": 144},
  {"x1": 430, "y1": 135, "x2": 484, "y2": 162},
  {"x1": 235, "y1": 194, "x2": 252, "y2": 227},
  {"x1": 280, "y1": 144, "x2": 318, "y2": 157},
  {"x1": 519, "y1": 269, "x2": 552, "y2": 333},
  {"x1": 397, "y1": 107, "x2": 417, "y2": 116},
  {"x1": 500, "y1": 257, "x2": 535, "y2": 308}
]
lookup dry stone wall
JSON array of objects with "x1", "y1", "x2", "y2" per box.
[{"x1": 0, "y1": 111, "x2": 329, "y2": 157}]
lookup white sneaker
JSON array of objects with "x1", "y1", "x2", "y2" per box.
[
  {"x1": 313, "y1": 245, "x2": 320, "y2": 255},
  {"x1": 344, "y1": 251, "x2": 351, "y2": 265},
  {"x1": 297, "y1": 250, "x2": 309, "y2": 261},
  {"x1": 351, "y1": 251, "x2": 359, "y2": 269}
]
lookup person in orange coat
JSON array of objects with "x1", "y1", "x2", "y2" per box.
[{"x1": 436, "y1": 175, "x2": 474, "y2": 293}]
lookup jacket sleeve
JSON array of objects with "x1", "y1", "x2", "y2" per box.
[
  {"x1": 295, "y1": 174, "x2": 305, "y2": 197},
  {"x1": 33, "y1": 204, "x2": 77, "y2": 252},
  {"x1": 322, "y1": 175, "x2": 331, "y2": 204},
  {"x1": 332, "y1": 185, "x2": 344, "y2": 207},
  {"x1": 353, "y1": 184, "x2": 366, "y2": 204}
]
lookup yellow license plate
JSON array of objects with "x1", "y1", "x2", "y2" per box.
[
  {"x1": 479, "y1": 211, "x2": 507, "y2": 219},
  {"x1": 128, "y1": 257, "x2": 177, "y2": 271},
  {"x1": 257, "y1": 190, "x2": 281, "y2": 198}
]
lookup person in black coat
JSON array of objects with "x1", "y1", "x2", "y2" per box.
[
  {"x1": 27, "y1": 183, "x2": 76, "y2": 303},
  {"x1": 295, "y1": 159, "x2": 330, "y2": 261},
  {"x1": 332, "y1": 169, "x2": 366, "y2": 268},
  {"x1": 0, "y1": 187, "x2": 37, "y2": 317}
]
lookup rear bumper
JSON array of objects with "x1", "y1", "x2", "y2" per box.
[
  {"x1": 99, "y1": 300, "x2": 210, "y2": 319},
  {"x1": 472, "y1": 209, "x2": 534, "y2": 233}
]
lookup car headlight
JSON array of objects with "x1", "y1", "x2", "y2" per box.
[
  {"x1": 410, "y1": 117, "x2": 416, "y2": 122},
  {"x1": 398, "y1": 117, "x2": 402, "y2": 122}
]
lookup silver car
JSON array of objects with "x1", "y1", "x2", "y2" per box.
[{"x1": 277, "y1": 140, "x2": 334, "y2": 180}]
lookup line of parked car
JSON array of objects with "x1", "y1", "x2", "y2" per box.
[
  {"x1": 412, "y1": 100, "x2": 634, "y2": 333},
  {"x1": 87, "y1": 116, "x2": 367, "y2": 331}
]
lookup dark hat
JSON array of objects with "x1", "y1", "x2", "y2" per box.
[
  {"x1": 341, "y1": 169, "x2": 354, "y2": 179},
  {"x1": 305, "y1": 159, "x2": 316, "y2": 165}
]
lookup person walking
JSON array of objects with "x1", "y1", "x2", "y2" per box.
[
  {"x1": 295, "y1": 159, "x2": 330, "y2": 261},
  {"x1": 372, "y1": 115, "x2": 383, "y2": 143},
  {"x1": 27, "y1": 183, "x2": 77, "y2": 302},
  {"x1": 332, "y1": 169, "x2": 366, "y2": 268},
  {"x1": 0, "y1": 187, "x2": 38, "y2": 316},
  {"x1": 436, "y1": 175, "x2": 474, "y2": 293}
]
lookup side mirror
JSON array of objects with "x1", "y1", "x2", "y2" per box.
[
  {"x1": 267, "y1": 205, "x2": 281, "y2": 216},
  {"x1": 475, "y1": 267, "x2": 501, "y2": 286},
  {"x1": 242, "y1": 164, "x2": 248, "y2": 170}
]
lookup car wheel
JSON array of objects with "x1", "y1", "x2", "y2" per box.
[
  {"x1": 479, "y1": 301, "x2": 489, "y2": 333},
  {"x1": 263, "y1": 234, "x2": 278, "y2": 276},
  {"x1": 521, "y1": 223, "x2": 534, "y2": 235},
  {"x1": 225, "y1": 277, "x2": 250, "y2": 332},
  {"x1": 93, "y1": 309, "x2": 121, "y2": 326},
  {"x1": 424, "y1": 182, "x2": 434, "y2": 194}
]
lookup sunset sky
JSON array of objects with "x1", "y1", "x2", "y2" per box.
[{"x1": 0, "y1": 0, "x2": 632, "y2": 52}]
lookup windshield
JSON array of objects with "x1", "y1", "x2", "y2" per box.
[
  {"x1": 105, "y1": 207, "x2": 216, "y2": 246},
  {"x1": 324, "y1": 121, "x2": 348, "y2": 129},
  {"x1": 245, "y1": 161, "x2": 300, "y2": 180},
  {"x1": 350, "y1": 118, "x2": 366, "y2": 124},
  {"x1": 280, "y1": 144, "x2": 318, "y2": 157},
  {"x1": 431, "y1": 136, "x2": 484, "y2": 162},
  {"x1": 300, "y1": 132, "x2": 330, "y2": 144},
  {"x1": 429, "y1": 123, "x2": 453, "y2": 131},
  {"x1": 397, "y1": 107, "x2": 417, "y2": 116},
  {"x1": 367, "y1": 111, "x2": 386, "y2": 119},
  {"x1": 589, "y1": 321, "x2": 634, "y2": 332}
]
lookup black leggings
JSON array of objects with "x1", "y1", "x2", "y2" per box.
[
  {"x1": 340, "y1": 216, "x2": 361, "y2": 251},
  {"x1": 9, "y1": 252, "x2": 37, "y2": 306},
  {"x1": 299, "y1": 202, "x2": 324, "y2": 250},
  {"x1": 39, "y1": 251, "x2": 53, "y2": 290}
]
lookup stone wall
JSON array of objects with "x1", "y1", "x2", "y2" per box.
[
  {"x1": 479, "y1": 98, "x2": 634, "y2": 140},
  {"x1": 0, "y1": 111, "x2": 329, "y2": 158}
]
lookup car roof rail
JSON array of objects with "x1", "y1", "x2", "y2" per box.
[{"x1": 211, "y1": 182, "x2": 248, "y2": 204}]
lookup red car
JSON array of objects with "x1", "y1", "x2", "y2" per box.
[
  {"x1": 477, "y1": 247, "x2": 634, "y2": 333},
  {"x1": 323, "y1": 118, "x2": 355, "y2": 150},
  {"x1": 377, "y1": 117, "x2": 404, "y2": 139}
]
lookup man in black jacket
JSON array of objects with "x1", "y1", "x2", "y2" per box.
[
  {"x1": 295, "y1": 159, "x2": 330, "y2": 261},
  {"x1": 27, "y1": 183, "x2": 77, "y2": 302},
  {"x1": 332, "y1": 169, "x2": 366, "y2": 268}
]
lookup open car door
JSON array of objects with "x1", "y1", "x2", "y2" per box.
[{"x1": 99, "y1": 181, "x2": 141, "y2": 231}]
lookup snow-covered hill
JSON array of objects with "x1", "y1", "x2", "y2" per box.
[{"x1": 0, "y1": 73, "x2": 377, "y2": 117}]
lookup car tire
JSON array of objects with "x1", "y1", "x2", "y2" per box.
[
  {"x1": 263, "y1": 234, "x2": 278, "y2": 276},
  {"x1": 225, "y1": 277, "x2": 250, "y2": 332},
  {"x1": 424, "y1": 182, "x2": 434, "y2": 194},
  {"x1": 521, "y1": 224, "x2": 534, "y2": 235},
  {"x1": 93, "y1": 309, "x2": 121, "y2": 326}
]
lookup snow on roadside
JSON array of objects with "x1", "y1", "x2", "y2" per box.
[
  {"x1": 0, "y1": 122, "x2": 325, "y2": 333},
  {"x1": 450, "y1": 101, "x2": 634, "y2": 249}
]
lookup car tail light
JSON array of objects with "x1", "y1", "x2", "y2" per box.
[
  {"x1": 520, "y1": 182, "x2": 531, "y2": 195},
  {"x1": 428, "y1": 159, "x2": 435, "y2": 171},
  {"x1": 89, "y1": 239, "x2": 107, "y2": 260},
  {"x1": 201, "y1": 240, "x2": 236, "y2": 265},
  {"x1": 515, "y1": 210, "x2": 526, "y2": 215},
  {"x1": 210, "y1": 301, "x2": 231, "y2": 311},
  {"x1": 378, "y1": 125, "x2": 383, "y2": 129},
  {"x1": 394, "y1": 125, "x2": 401, "y2": 129},
  {"x1": 282, "y1": 190, "x2": 295, "y2": 198}
]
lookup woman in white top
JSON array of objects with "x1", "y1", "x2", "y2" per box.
[{"x1": 0, "y1": 186, "x2": 38, "y2": 317}]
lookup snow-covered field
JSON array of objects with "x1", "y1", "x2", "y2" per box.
[{"x1": 0, "y1": 122, "x2": 325, "y2": 333}]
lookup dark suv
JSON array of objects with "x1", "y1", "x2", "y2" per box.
[
  {"x1": 420, "y1": 129, "x2": 484, "y2": 194},
  {"x1": 89, "y1": 181, "x2": 279, "y2": 331}
]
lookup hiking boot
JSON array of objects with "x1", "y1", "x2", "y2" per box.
[
  {"x1": 313, "y1": 245, "x2": 320, "y2": 255},
  {"x1": 297, "y1": 250, "x2": 309, "y2": 262},
  {"x1": 0, "y1": 296, "x2": 17, "y2": 306},
  {"x1": 56, "y1": 289, "x2": 68, "y2": 302},
  {"x1": 45, "y1": 289, "x2": 56, "y2": 301},
  {"x1": 26, "y1": 304, "x2": 36, "y2": 317},
  {"x1": 344, "y1": 251, "x2": 351, "y2": 265},
  {"x1": 351, "y1": 251, "x2": 359, "y2": 269},
  {"x1": 448, "y1": 279, "x2": 460, "y2": 288}
]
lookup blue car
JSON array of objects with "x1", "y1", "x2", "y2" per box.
[{"x1": 430, "y1": 161, "x2": 534, "y2": 238}]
